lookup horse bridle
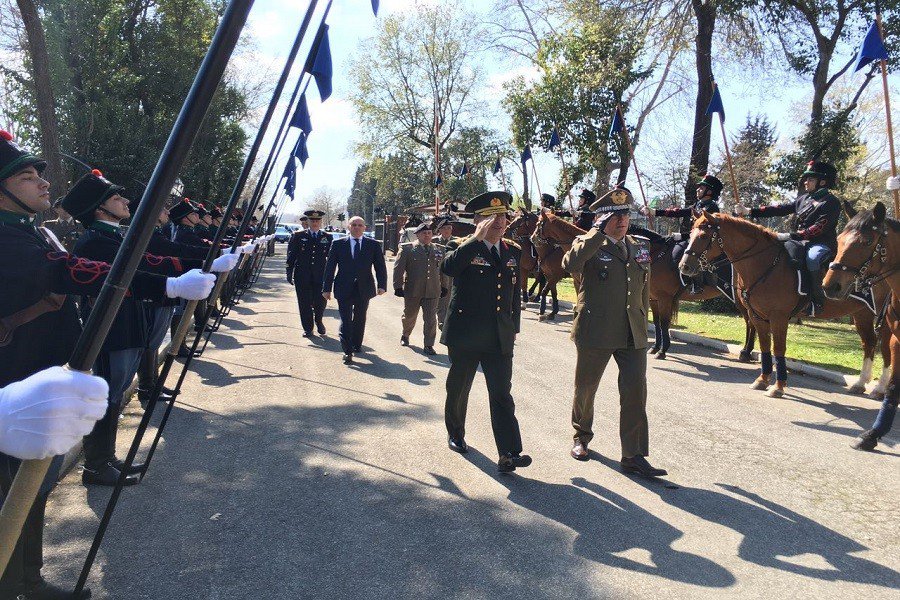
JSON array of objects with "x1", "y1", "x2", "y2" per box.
[
  {"x1": 507, "y1": 213, "x2": 536, "y2": 245},
  {"x1": 532, "y1": 216, "x2": 561, "y2": 249},
  {"x1": 683, "y1": 223, "x2": 725, "y2": 272},
  {"x1": 828, "y1": 225, "x2": 890, "y2": 288}
]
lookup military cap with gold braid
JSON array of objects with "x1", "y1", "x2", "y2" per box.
[
  {"x1": 304, "y1": 209, "x2": 326, "y2": 219},
  {"x1": 465, "y1": 190, "x2": 511, "y2": 216},
  {"x1": 590, "y1": 183, "x2": 634, "y2": 213}
]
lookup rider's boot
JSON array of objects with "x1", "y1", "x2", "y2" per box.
[{"x1": 809, "y1": 269, "x2": 826, "y2": 313}]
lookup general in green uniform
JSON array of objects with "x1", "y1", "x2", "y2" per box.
[
  {"x1": 561, "y1": 185, "x2": 667, "y2": 477},
  {"x1": 441, "y1": 191, "x2": 531, "y2": 473},
  {"x1": 393, "y1": 221, "x2": 445, "y2": 355},
  {"x1": 433, "y1": 215, "x2": 455, "y2": 329}
]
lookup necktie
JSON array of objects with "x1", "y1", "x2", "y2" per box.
[
  {"x1": 617, "y1": 240, "x2": 627, "y2": 257},
  {"x1": 491, "y1": 245, "x2": 501, "y2": 264},
  {"x1": 353, "y1": 238, "x2": 359, "y2": 259}
]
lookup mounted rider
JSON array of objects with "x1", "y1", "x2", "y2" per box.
[
  {"x1": 574, "y1": 189, "x2": 596, "y2": 230},
  {"x1": 735, "y1": 160, "x2": 840, "y2": 312}
]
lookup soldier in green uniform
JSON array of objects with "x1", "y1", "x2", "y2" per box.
[
  {"x1": 393, "y1": 221, "x2": 445, "y2": 355},
  {"x1": 433, "y1": 216, "x2": 454, "y2": 330},
  {"x1": 441, "y1": 191, "x2": 531, "y2": 473},
  {"x1": 561, "y1": 185, "x2": 667, "y2": 477},
  {"x1": 41, "y1": 199, "x2": 84, "y2": 251}
]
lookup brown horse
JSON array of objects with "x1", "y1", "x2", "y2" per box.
[
  {"x1": 824, "y1": 201, "x2": 900, "y2": 450},
  {"x1": 681, "y1": 211, "x2": 891, "y2": 397},
  {"x1": 531, "y1": 212, "x2": 584, "y2": 320},
  {"x1": 505, "y1": 212, "x2": 542, "y2": 306}
]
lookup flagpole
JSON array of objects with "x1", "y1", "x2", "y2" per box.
[
  {"x1": 529, "y1": 155, "x2": 542, "y2": 199},
  {"x1": 712, "y1": 83, "x2": 741, "y2": 207},
  {"x1": 433, "y1": 91, "x2": 441, "y2": 214},
  {"x1": 875, "y1": 8, "x2": 900, "y2": 215},
  {"x1": 616, "y1": 105, "x2": 653, "y2": 227}
]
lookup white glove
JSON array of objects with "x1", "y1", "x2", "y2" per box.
[
  {"x1": 733, "y1": 204, "x2": 751, "y2": 216},
  {"x1": 239, "y1": 243, "x2": 256, "y2": 255},
  {"x1": 211, "y1": 253, "x2": 240, "y2": 272},
  {"x1": 165, "y1": 269, "x2": 215, "y2": 300},
  {"x1": 639, "y1": 205, "x2": 650, "y2": 217},
  {"x1": 776, "y1": 232, "x2": 791, "y2": 242},
  {"x1": 887, "y1": 176, "x2": 900, "y2": 191},
  {"x1": 670, "y1": 233, "x2": 682, "y2": 242},
  {"x1": 0, "y1": 366, "x2": 108, "y2": 460},
  {"x1": 220, "y1": 247, "x2": 238, "y2": 256}
]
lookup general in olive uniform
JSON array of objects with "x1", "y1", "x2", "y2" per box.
[
  {"x1": 433, "y1": 215, "x2": 455, "y2": 329},
  {"x1": 286, "y1": 209, "x2": 332, "y2": 336},
  {"x1": 393, "y1": 221, "x2": 445, "y2": 355},
  {"x1": 561, "y1": 185, "x2": 666, "y2": 477},
  {"x1": 441, "y1": 191, "x2": 531, "y2": 473}
]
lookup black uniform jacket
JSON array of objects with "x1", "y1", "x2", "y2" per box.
[
  {"x1": 0, "y1": 219, "x2": 167, "y2": 387},
  {"x1": 172, "y1": 223, "x2": 211, "y2": 248},
  {"x1": 656, "y1": 197, "x2": 719, "y2": 236},
  {"x1": 74, "y1": 224, "x2": 202, "y2": 351},
  {"x1": 286, "y1": 229, "x2": 332, "y2": 288},
  {"x1": 750, "y1": 188, "x2": 841, "y2": 251},
  {"x1": 440, "y1": 236, "x2": 522, "y2": 356}
]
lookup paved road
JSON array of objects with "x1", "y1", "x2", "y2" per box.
[{"x1": 43, "y1": 250, "x2": 899, "y2": 599}]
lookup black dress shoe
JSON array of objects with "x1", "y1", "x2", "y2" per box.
[
  {"x1": 852, "y1": 429, "x2": 878, "y2": 451},
  {"x1": 423, "y1": 346, "x2": 437, "y2": 355},
  {"x1": 448, "y1": 436, "x2": 468, "y2": 454},
  {"x1": 342, "y1": 353, "x2": 353, "y2": 364},
  {"x1": 82, "y1": 463, "x2": 139, "y2": 487},
  {"x1": 20, "y1": 577, "x2": 91, "y2": 599},
  {"x1": 498, "y1": 452, "x2": 532, "y2": 473},
  {"x1": 113, "y1": 458, "x2": 146, "y2": 476},
  {"x1": 620, "y1": 455, "x2": 667, "y2": 477},
  {"x1": 302, "y1": 331, "x2": 313, "y2": 338},
  {"x1": 316, "y1": 323, "x2": 326, "y2": 335},
  {"x1": 400, "y1": 336, "x2": 409, "y2": 346},
  {"x1": 353, "y1": 345, "x2": 362, "y2": 353},
  {"x1": 176, "y1": 345, "x2": 200, "y2": 359}
]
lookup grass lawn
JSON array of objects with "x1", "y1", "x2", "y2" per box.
[{"x1": 552, "y1": 279, "x2": 880, "y2": 376}]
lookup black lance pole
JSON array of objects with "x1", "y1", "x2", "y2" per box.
[
  {"x1": 137, "y1": 0, "x2": 326, "y2": 480},
  {"x1": 68, "y1": 1, "x2": 256, "y2": 594}
]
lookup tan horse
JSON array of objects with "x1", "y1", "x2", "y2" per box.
[
  {"x1": 823, "y1": 201, "x2": 900, "y2": 450},
  {"x1": 505, "y1": 212, "x2": 542, "y2": 306},
  {"x1": 681, "y1": 211, "x2": 891, "y2": 398},
  {"x1": 531, "y1": 212, "x2": 583, "y2": 320}
]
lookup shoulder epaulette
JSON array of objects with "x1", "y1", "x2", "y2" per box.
[{"x1": 504, "y1": 239, "x2": 521, "y2": 250}]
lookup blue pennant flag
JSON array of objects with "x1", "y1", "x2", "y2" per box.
[
  {"x1": 854, "y1": 21, "x2": 889, "y2": 72},
  {"x1": 434, "y1": 173, "x2": 442, "y2": 187},
  {"x1": 371, "y1": 0, "x2": 379, "y2": 16},
  {"x1": 290, "y1": 93, "x2": 313, "y2": 134},
  {"x1": 293, "y1": 133, "x2": 309, "y2": 167},
  {"x1": 283, "y1": 159, "x2": 296, "y2": 199},
  {"x1": 304, "y1": 23, "x2": 332, "y2": 101},
  {"x1": 492, "y1": 157, "x2": 501, "y2": 175},
  {"x1": 520, "y1": 145, "x2": 532, "y2": 166},
  {"x1": 547, "y1": 127, "x2": 561, "y2": 151},
  {"x1": 458, "y1": 161, "x2": 469, "y2": 177},
  {"x1": 609, "y1": 107, "x2": 624, "y2": 139},
  {"x1": 706, "y1": 85, "x2": 725, "y2": 121}
]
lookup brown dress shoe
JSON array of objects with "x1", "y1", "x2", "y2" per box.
[{"x1": 571, "y1": 440, "x2": 589, "y2": 461}]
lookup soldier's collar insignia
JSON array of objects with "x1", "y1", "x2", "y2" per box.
[{"x1": 0, "y1": 208, "x2": 32, "y2": 226}]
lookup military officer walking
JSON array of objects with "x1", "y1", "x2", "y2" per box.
[
  {"x1": 441, "y1": 191, "x2": 531, "y2": 473},
  {"x1": 433, "y1": 216, "x2": 454, "y2": 329},
  {"x1": 286, "y1": 209, "x2": 332, "y2": 337},
  {"x1": 393, "y1": 221, "x2": 444, "y2": 355},
  {"x1": 561, "y1": 186, "x2": 667, "y2": 477}
]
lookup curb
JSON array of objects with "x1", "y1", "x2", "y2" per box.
[{"x1": 546, "y1": 299, "x2": 859, "y2": 388}]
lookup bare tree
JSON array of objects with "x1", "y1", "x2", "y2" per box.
[{"x1": 307, "y1": 187, "x2": 346, "y2": 227}]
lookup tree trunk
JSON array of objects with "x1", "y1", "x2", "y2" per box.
[
  {"x1": 522, "y1": 165, "x2": 530, "y2": 211},
  {"x1": 687, "y1": 0, "x2": 716, "y2": 203},
  {"x1": 16, "y1": 0, "x2": 66, "y2": 219}
]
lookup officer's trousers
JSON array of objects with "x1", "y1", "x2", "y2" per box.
[
  {"x1": 138, "y1": 305, "x2": 174, "y2": 393},
  {"x1": 445, "y1": 347, "x2": 523, "y2": 456},
  {"x1": 337, "y1": 288, "x2": 369, "y2": 353},
  {"x1": 572, "y1": 344, "x2": 649, "y2": 458},
  {"x1": 437, "y1": 293, "x2": 450, "y2": 330},
  {"x1": 401, "y1": 295, "x2": 438, "y2": 346},
  {"x1": 83, "y1": 347, "x2": 143, "y2": 467},
  {"x1": 295, "y1": 282, "x2": 326, "y2": 333}
]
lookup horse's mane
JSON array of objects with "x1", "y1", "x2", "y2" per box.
[
  {"x1": 713, "y1": 213, "x2": 777, "y2": 241},
  {"x1": 845, "y1": 209, "x2": 900, "y2": 233},
  {"x1": 546, "y1": 212, "x2": 586, "y2": 236}
]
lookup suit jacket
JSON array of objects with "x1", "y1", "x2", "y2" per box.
[
  {"x1": 323, "y1": 236, "x2": 387, "y2": 300},
  {"x1": 392, "y1": 241, "x2": 444, "y2": 299},
  {"x1": 562, "y1": 228, "x2": 650, "y2": 350},
  {"x1": 287, "y1": 229, "x2": 332, "y2": 288},
  {"x1": 440, "y1": 236, "x2": 521, "y2": 355}
]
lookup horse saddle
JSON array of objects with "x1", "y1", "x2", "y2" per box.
[
  {"x1": 678, "y1": 260, "x2": 736, "y2": 304},
  {"x1": 782, "y1": 239, "x2": 874, "y2": 314}
]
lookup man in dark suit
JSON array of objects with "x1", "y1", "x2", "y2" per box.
[
  {"x1": 287, "y1": 209, "x2": 332, "y2": 337},
  {"x1": 441, "y1": 191, "x2": 531, "y2": 473},
  {"x1": 322, "y1": 216, "x2": 387, "y2": 364}
]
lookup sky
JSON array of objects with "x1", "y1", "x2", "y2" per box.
[{"x1": 237, "y1": 0, "x2": 899, "y2": 217}]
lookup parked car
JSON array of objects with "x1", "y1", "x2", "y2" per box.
[{"x1": 274, "y1": 225, "x2": 293, "y2": 243}]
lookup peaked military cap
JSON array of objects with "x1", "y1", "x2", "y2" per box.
[
  {"x1": 299, "y1": 215, "x2": 309, "y2": 222},
  {"x1": 801, "y1": 160, "x2": 837, "y2": 188},
  {"x1": 413, "y1": 221, "x2": 432, "y2": 234},
  {"x1": 432, "y1": 215, "x2": 454, "y2": 230},
  {"x1": 0, "y1": 130, "x2": 46, "y2": 182},
  {"x1": 697, "y1": 174, "x2": 724, "y2": 198},
  {"x1": 465, "y1": 191, "x2": 511, "y2": 216},
  {"x1": 169, "y1": 198, "x2": 198, "y2": 222},
  {"x1": 590, "y1": 183, "x2": 633, "y2": 213},
  {"x1": 62, "y1": 169, "x2": 126, "y2": 223},
  {"x1": 304, "y1": 209, "x2": 326, "y2": 219}
]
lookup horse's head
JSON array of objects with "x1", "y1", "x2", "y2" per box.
[
  {"x1": 824, "y1": 201, "x2": 889, "y2": 300},
  {"x1": 507, "y1": 211, "x2": 537, "y2": 239},
  {"x1": 679, "y1": 209, "x2": 724, "y2": 276}
]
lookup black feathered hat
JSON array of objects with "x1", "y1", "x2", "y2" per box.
[
  {"x1": 0, "y1": 130, "x2": 46, "y2": 182},
  {"x1": 61, "y1": 169, "x2": 125, "y2": 224}
]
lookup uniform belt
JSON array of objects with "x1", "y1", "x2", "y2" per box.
[{"x1": 0, "y1": 294, "x2": 66, "y2": 347}]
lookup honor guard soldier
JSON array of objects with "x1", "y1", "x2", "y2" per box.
[
  {"x1": 64, "y1": 171, "x2": 235, "y2": 486},
  {"x1": 0, "y1": 131, "x2": 213, "y2": 598},
  {"x1": 393, "y1": 221, "x2": 444, "y2": 355},
  {"x1": 441, "y1": 191, "x2": 531, "y2": 473},
  {"x1": 41, "y1": 198, "x2": 84, "y2": 251},
  {"x1": 433, "y1": 216, "x2": 454, "y2": 329},
  {"x1": 735, "y1": 161, "x2": 840, "y2": 312},
  {"x1": 574, "y1": 189, "x2": 596, "y2": 230},
  {"x1": 539, "y1": 192, "x2": 561, "y2": 213},
  {"x1": 286, "y1": 209, "x2": 332, "y2": 336},
  {"x1": 561, "y1": 185, "x2": 667, "y2": 478}
]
